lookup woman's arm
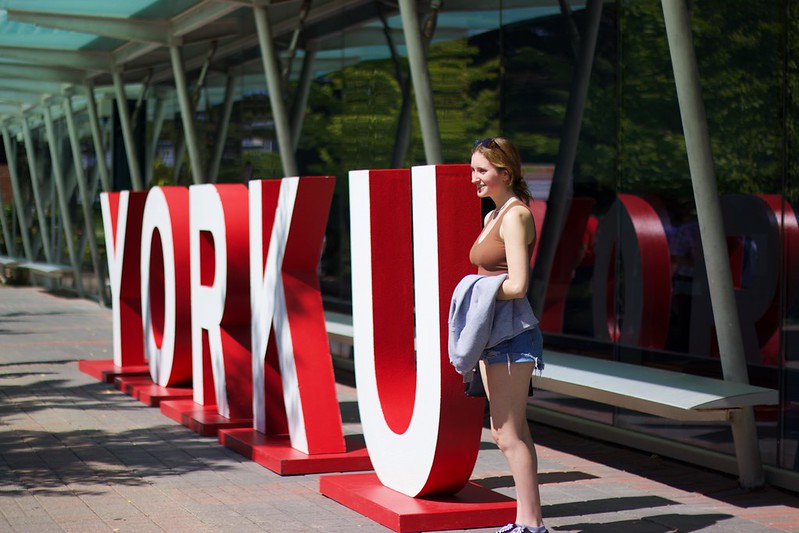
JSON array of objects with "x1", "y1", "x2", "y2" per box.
[{"x1": 497, "y1": 205, "x2": 536, "y2": 300}]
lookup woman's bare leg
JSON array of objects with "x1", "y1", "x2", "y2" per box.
[{"x1": 481, "y1": 360, "x2": 543, "y2": 528}]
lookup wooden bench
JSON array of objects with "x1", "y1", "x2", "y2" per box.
[
  {"x1": 17, "y1": 261, "x2": 75, "y2": 290},
  {"x1": 20, "y1": 261, "x2": 74, "y2": 278},
  {"x1": 325, "y1": 311, "x2": 355, "y2": 365},
  {"x1": 533, "y1": 351, "x2": 778, "y2": 422},
  {"x1": 321, "y1": 322, "x2": 778, "y2": 421},
  {"x1": 0, "y1": 256, "x2": 26, "y2": 284},
  {"x1": 530, "y1": 350, "x2": 778, "y2": 488},
  {"x1": 321, "y1": 319, "x2": 778, "y2": 487},
  {"x1": 0, "y1": 255, "x2": 23, "y2": 267}
]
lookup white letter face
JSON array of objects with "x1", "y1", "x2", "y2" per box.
[
  {"x1": 250, "y1": 177, "x2": 344, "y2": 454},
  {"x1": 350, "y1": 165, "x2": 485, "y2": 498},
  {"x1": 190, "y1": 184, "x2": 252, "y2": 419},
  {"x1": 140, "y1": 186, "x2": 192, "y2": 387},
  {"x1": 101, "y1": 191, "x2": 147, "y2": 368}
]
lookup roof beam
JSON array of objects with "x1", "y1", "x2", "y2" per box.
[
  {"x1": 151, "y1": 0, "x2": 369, "y2": 83},
  {"x1": 173, "y1": 0, "x2": 242, "y2": 37},
  {"x1": 0, "y1": 62, "x2": 88, "y2": 85},
  {"x1": 0, "y1": 79, "x2": 71, "y2": 96},
  {"x1": 0, "y1": 91, "x2": 41, "y2": 106},
  {"x1": 113, "y1": 0, "x2": 241, "y2": 66},
  {"x1": 6, "y1": 9, "x2": 171, "y2": 45},
  {"x1": 113, "y1": 43, "x2": 162, "y2": 67},
  {"x1": 0, "y1": 101, "x2": 19, "y2": 118},
  {"x1": 0, "y1": 46, "x2": 112, "y2": 71}
]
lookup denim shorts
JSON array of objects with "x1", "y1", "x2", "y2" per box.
[{"x1": 482, "y1": 327, "x2": 544, "y2": 371}]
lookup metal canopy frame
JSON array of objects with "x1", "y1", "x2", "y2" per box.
[{"x1": 0, "y1": 0, "x2": 765, "y2": 490}]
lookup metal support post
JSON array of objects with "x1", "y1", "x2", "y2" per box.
[
  {"x1": 49, "y1": 161, "x2": 59, "y2": 260},
  {"x1": 1, "y1": 125, "x2": 33, "y2": 260},
  {"x1": 398, "y1": 0, "x2": 443, "y2": 164},
  {"x1": 169, "y1": 44, "x2": 206, "y2": 184},
  {"x1": 0, "y1": 186, "x2": 11, "y2": 257},
  {"x1": 378, "y1": 2, "x2": 412, "y2": 168},
  {"x1": 662, "y1": 0, "x2": 764, "y2": 489},
  {"x1": 253, "y1": 3, "x2": 298, "y2": 177},
  {"x1": 146, "y1": 95, "x2": 168, "y2": 187},
  {"x1": 530, "y1": 0, "x2": 602, "y2": 316},
  {"x1": 209, "y1": 73, "x2": 237, "y2": 183},
  {"x1": 42, "y1": 101, "x2": 83, "y2": 293},
  {"x1": 0, "y1": 134, "x2": 15, "y2": 257},
  {"x1": 84, "y1": 83, "x2": 112, "y2": 193},
  {"x1": 64, "y1": 94, "x2": 106, "y2": 303},
  {"x1": 290, "y1": 49, "x2": 316, "y2": 149},
  {"x1": 172, "y1": 135, "x2": 187, "y2": 184},
  {"x1": 112, "y1": 70, "x2": 144, "y2": 191},
  {"x1": 21, "y1": 115, "x2": 54, "y2": 263}
]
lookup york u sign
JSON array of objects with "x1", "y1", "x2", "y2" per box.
[
  {"x1": 86, "y1": 165, "x2": 797, "y2": 531},
  {"x1": 90, "y1": 167, "x2": 494, "y2": 504}
]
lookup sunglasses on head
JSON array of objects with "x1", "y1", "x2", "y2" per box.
[{"x1": 474, "y1": 137, "x2": 506, "y2": 156}]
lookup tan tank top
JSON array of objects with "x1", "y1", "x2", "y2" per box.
[{"x1": 469, "y1": 200, "x2": 534, "y2": 276}]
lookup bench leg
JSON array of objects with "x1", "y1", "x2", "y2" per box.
[{"x1": 730, "y1": 407, "x2": 765, "y2": 490}]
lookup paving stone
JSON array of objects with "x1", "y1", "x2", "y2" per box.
[{"x1": 2, "y1": 286, "x2": 799, "y2": 533}]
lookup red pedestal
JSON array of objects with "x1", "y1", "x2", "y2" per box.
[
  {"x1": 78, "y1": 359, "x2": 150, "y2": 383},
  {"x1": 113, "y1": 376, "x2": 193, "y2": 406},
  {"x1": 160, "y1": 399, "x2": 251, "y2": 437},
  {"x1": 114, "y1": 375, "x2": 152, "y2": 393},
  {"x1": 218, "y1": 429, "x2": 372, "y2": 475},
  {"x1": 136, "y1": 383, "x2": 194, "y2": 406},
  {"x1": 319, "y1": 473, "x2": 516, "y2": 533}
]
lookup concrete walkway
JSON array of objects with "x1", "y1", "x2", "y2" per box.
[{"x1": 1, "y1": 286, "x2": 798, "y2": 532}]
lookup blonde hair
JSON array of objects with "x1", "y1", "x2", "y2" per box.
[{"x1": 471, "y1": 137, "x2": 532, "y2": 204}]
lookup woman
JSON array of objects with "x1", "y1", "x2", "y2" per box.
[{"x1": 469, "y1": 137, "x2": 547, "y2": 533}]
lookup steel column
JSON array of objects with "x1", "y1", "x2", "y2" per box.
[
  {"x1": 21, "y1": 115, "x2": 54, "y2": 263},
  {"x1": 84, "y1": 83, "x2": 112, "y2": 193},
  {"x1": 290, "y1": 49, "x2": 316, "y2": 149},
  {"x1": 398, "y1": 0, "x2": 443, "y2": 164},
  {"x1": 253, "y1": 4, "x2": 298, "y2": 176},
  {"x1": 172, "y1": 135, "x2": 187, "y2": 184},
  {"x1": 530, "y1": 0, "x2": 602, "y2": 316},
  {"x1": 146, "y1": 95, "x2": 168, "y2": 187},
  {"x1": 378, "y1": 2, "x2": 412, "y2": 168},
  {"x1": 209, "y1": 73, "x2": 236, "y2": 183},
  {"x1": 64, "y1": 94, "x2": 105, "y2": 302},
  {"x1": 0, "y1": 126, "x2": 29, "y2": 258},
  {"x1": 661, "y1": 0, "x2": 764, "y2": 489},
  {"x1": 112, "y1": 70, "x2": 144, "y2": 191},
  {"x1": 42, "y1": 102, "x2": 83, "y2": 293},
  {"x1": 169, "y1": 45, "x2": 206, "y2": 184},
  {"x1": 0, "y1": 144, "x2": 14, "y2": 257}
]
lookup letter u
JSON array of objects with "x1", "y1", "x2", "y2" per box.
[{"x1": 349, "y1": 165, "x2": 485, "y2": 497}]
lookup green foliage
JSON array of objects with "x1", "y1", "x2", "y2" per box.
[{"x1": 618, "y1": 0, "x2": 784, "y2": 201}]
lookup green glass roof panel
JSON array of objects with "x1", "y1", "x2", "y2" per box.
[
  {"x1": 0, "y1": 1, "x2": 203, "y2": 52},
  {"x1": 315, "y1": 6, "x2": 573, "y2": 65},
  {"x1": 0, "y1": 0, "x2": 192, "y2": 18},
  {"x1": 0, "y1": 12, "x2": 99, "y2": 49}
]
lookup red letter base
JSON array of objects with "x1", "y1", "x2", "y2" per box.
[{"x1": 319, "y1": 165, "x2": 515, "y2": 532}]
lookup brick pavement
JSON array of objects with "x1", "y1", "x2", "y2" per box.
[{"x1": 1, "y1": 286, "x2": 799, "y2": 532}]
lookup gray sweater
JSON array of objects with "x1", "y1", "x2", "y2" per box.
[{"x1": 447, "y1": 274, "x2": 539, "y2": 379}]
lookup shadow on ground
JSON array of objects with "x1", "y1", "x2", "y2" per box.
[
  {"x1": 0, "y1": 365, "x2": 239, "y2": 498},
  {"x1": 557, "y1": 512, "x2": 734, "y2": 532}
]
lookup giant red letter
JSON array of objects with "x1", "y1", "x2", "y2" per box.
[
  {"x1": 190, "y1": 184, "x2": 252, "y2": 419},
  {"x1": 140, "y1": 186, "x2": 192, "y2": 386},
  {"x1": 249, "y1": 177, "x2": 343, "y2": 454},
  {"x1": 101, "y1": 191, "x2": 147, "y2": 368},
  {"x1": 349, "y1": 165, "x2": 484, "y2": 497}
]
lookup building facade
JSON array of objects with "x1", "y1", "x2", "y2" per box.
[{"x1": 0, "y1": 0, "x2": 797, "y2": 490}]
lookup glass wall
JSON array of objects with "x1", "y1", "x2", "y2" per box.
[{"x1": 140, "y1": 0, "x2": 799, "y2": 475}]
